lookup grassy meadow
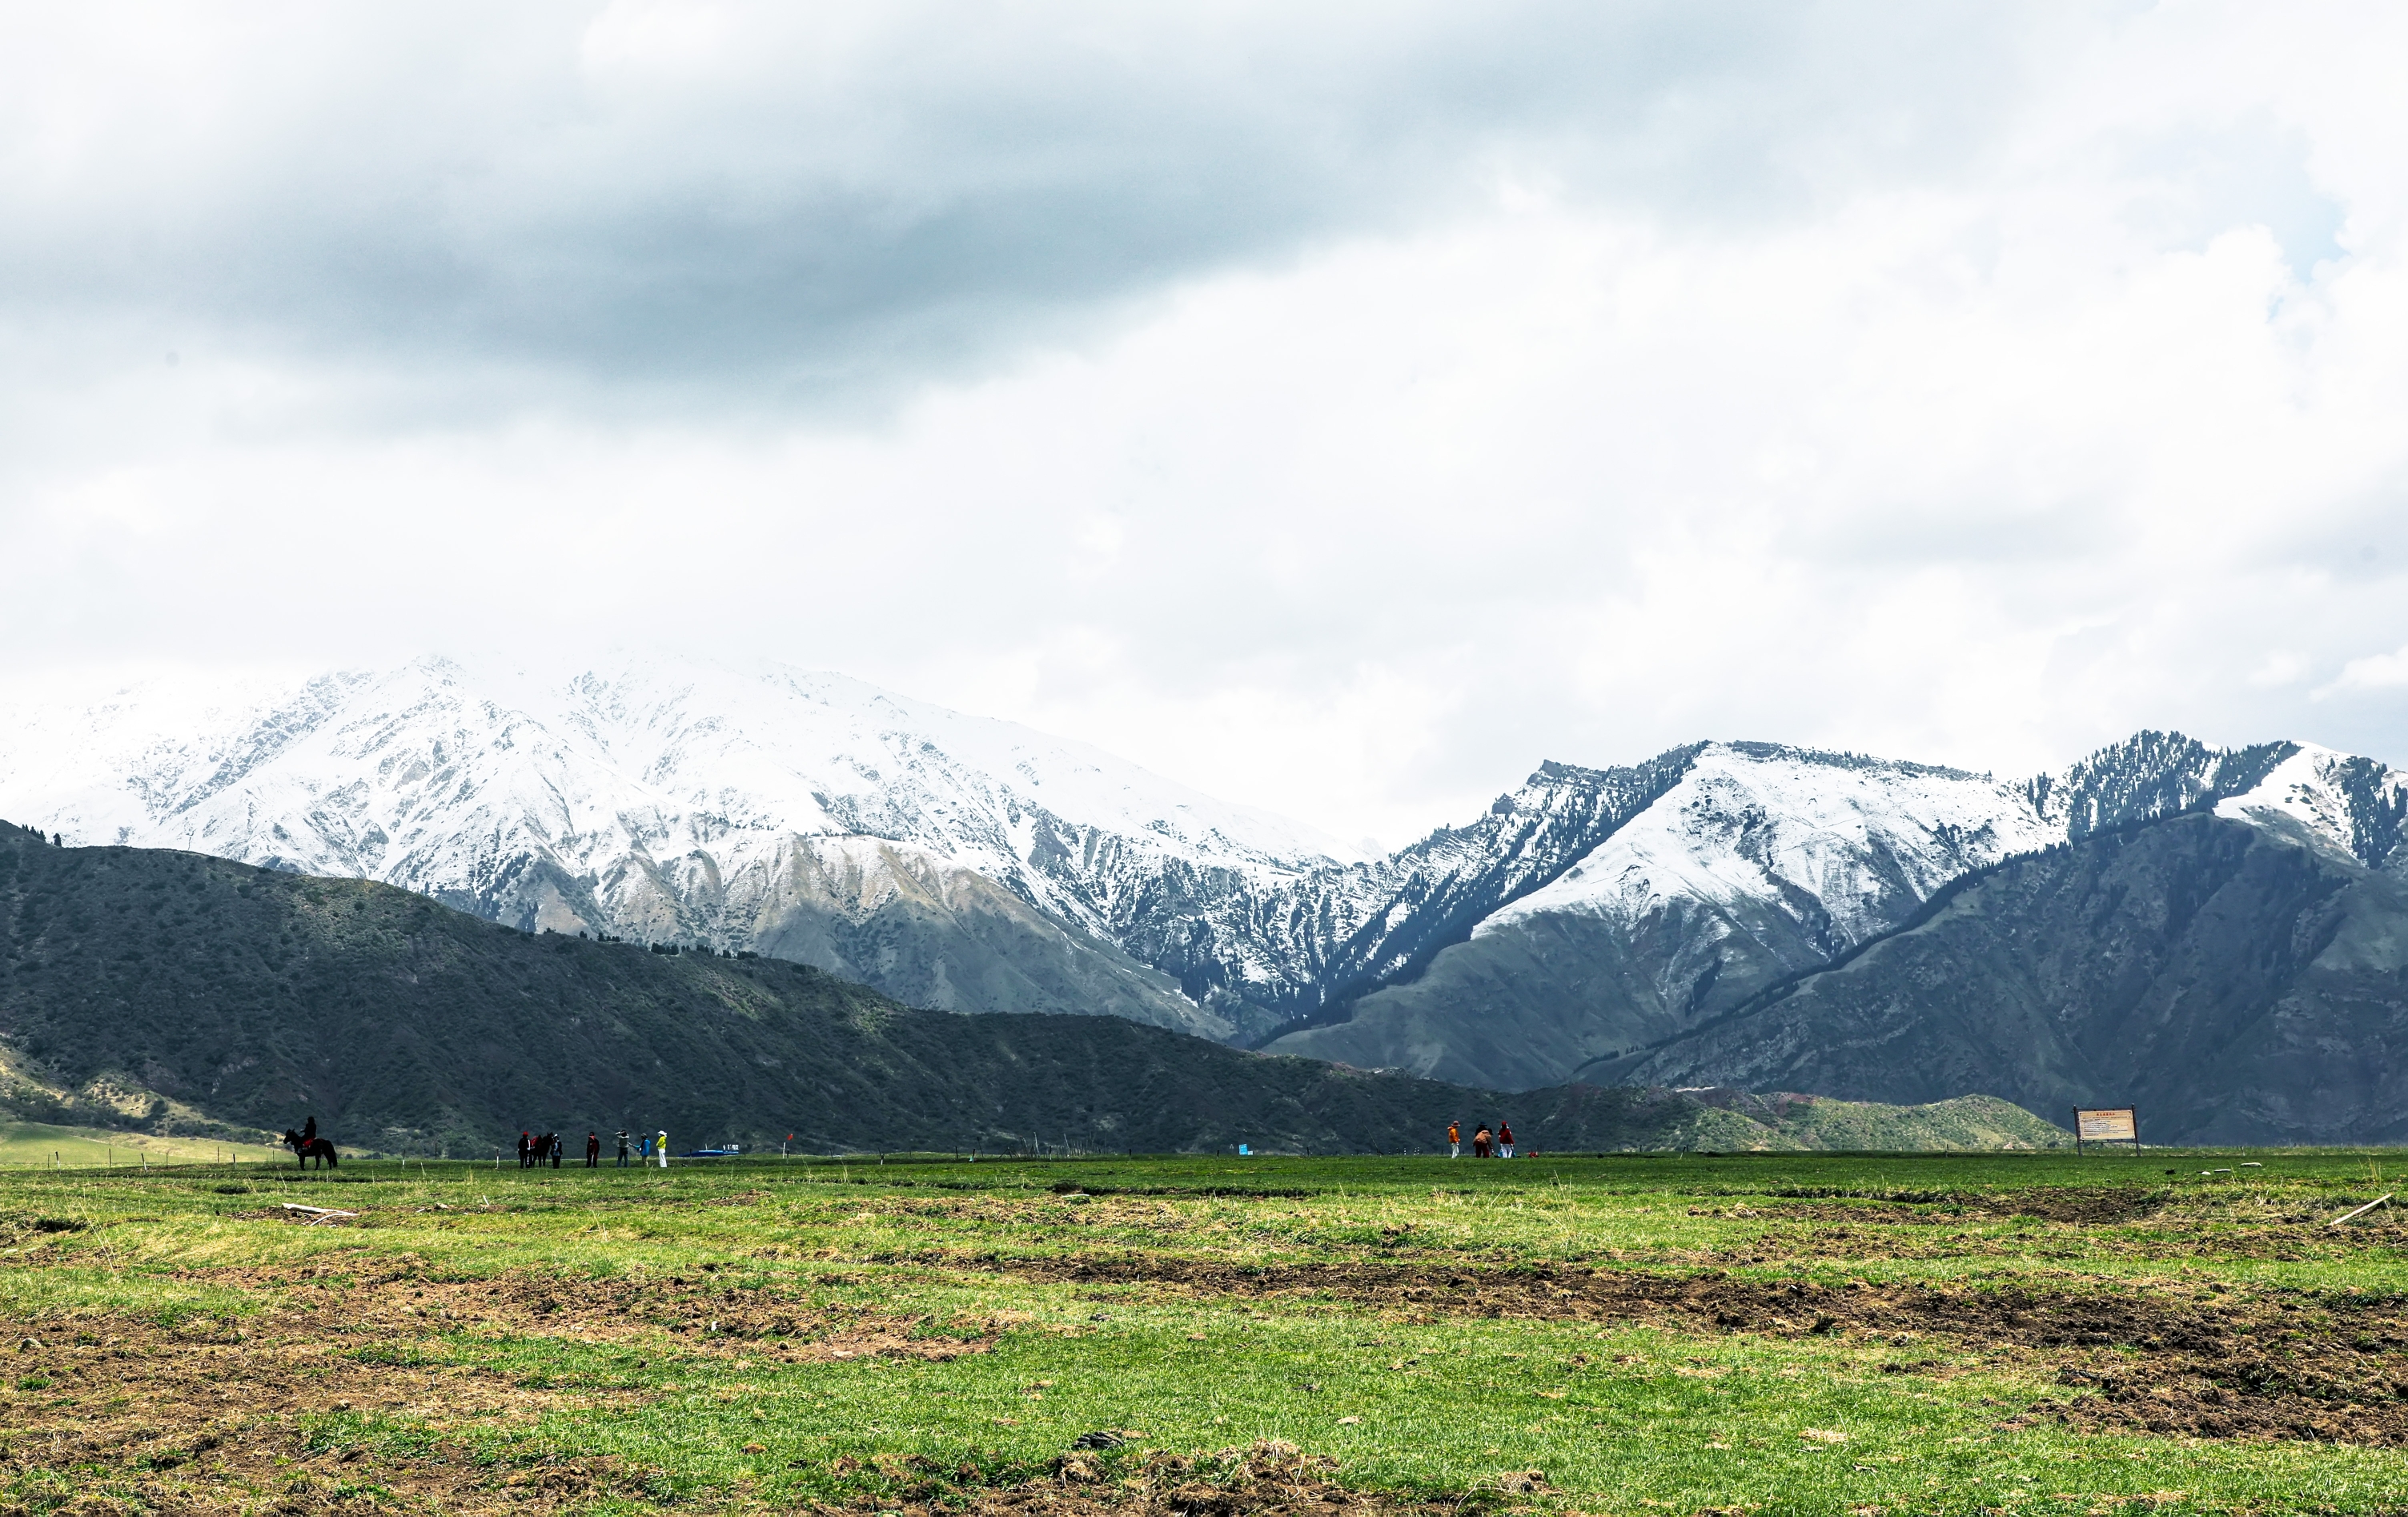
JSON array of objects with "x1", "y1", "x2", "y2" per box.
[
  {"x1": 0, "y1": 1121, "x2": 287, "y2": 1170},
  {"x1": 0, "y1": 1149, "x2": 2402, "y2": 1515}
]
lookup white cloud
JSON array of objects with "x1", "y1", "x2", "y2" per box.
[
  {"x1": 2319, "y1": 647, "x2": 2408, "y2": 697},
  {"x1": 2, "y1": 2, "x2": 2407, "y2": 845}
]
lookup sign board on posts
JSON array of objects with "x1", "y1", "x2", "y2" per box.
[{"x1": 2073, "y1": 1107, "x2": 2139, "y2": 1153}]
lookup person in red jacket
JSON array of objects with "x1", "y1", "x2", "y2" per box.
[
  {"x1": 585, "y1": 1132, "x2": 600, "y2": 1167},
  {"x1": 1498, "y1": 1122, "x2": 1515, "y2": 1158}
]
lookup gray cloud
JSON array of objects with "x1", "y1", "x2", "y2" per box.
[
  {"x1": 0, "y1": 2, "x2": 2049, "y2": 407},
  {"x1": 4, "y1": 2, "x2": 2406, "y2": 847}
]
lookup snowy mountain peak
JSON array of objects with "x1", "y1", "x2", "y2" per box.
[
  {"x1": 7, "y1": 658, "x2": 2405, "y2": 1075},
  {"x1": 2214, "y1": 743, "x2": 2408, "y2": 869},
  {"x1": 1479, "y1": 740, "x2": 2056, "y2": 945},
  {"x1": 1260, "y1": 730, "x2": 2408, "y2": 1091},
  {"x1": 0, "y1": 652, "x2": 1351, "y2": 942},
  {"x1": 2018, "y1": 728, "x2": 2404, "y2": 872}
]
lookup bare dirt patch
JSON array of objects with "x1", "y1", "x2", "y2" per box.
[
  {"x1": 812, "y1": 1439, "x2": 1512, "y2": 1517},
  {"x1": 156, "y1": 1264, "x2": 996, "y2": 1363},
  {"x1": 1702, "y1": 1188, "x2": 2172, "y2": 1227},
  {"x1": 0, "y1": 1310, "x2": 643, "y2": 1515},
  {"x1": 1723, "y1": 1190, "x2": 2408, "y2": 1261},
  {"x1": 2046, "y1": 1348, "x2": 2408, "y2": 1447},
  {"x1": 1967, "y1": 1188, "x2": 2171, "y2": 1225},
  {"x1": 969, "y1": 1253, "x2": 2258, "y2": 1347},
  {"x1": 961, "y1": 1254, "x2": 2408, "y2": 1446},
  {"x1": 0, "y1": 1267, "x2": 994, "y2": 1515},
  {"x1": 1705, "y1": 1203, "x2": 1957, "y2": 1226},
  {"x1": 1708, "y1": 1228, "x2": 2404, "y2": 1270}
]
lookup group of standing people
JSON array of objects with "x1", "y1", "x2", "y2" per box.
[
  {"x1": 516, "y1": 1130, "x2": 667, "y2": 1168},
  {"x1": 1446, "y1": 1120, "x2": 1515, "y2": 1158},
  {"x1": 516, "y1": 1131, "x2": 605, "y2": 1167}
]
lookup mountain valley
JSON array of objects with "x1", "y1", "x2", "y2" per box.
[
  {"x1": 3, "y1": 656, "x2": 2405, "y2": 1142},
  {"x1": 0, "y1": 820, "x2": 2053, "y2": 1155}
]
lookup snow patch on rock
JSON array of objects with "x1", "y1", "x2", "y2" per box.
[
  {"x1": 1480, "y1": 744, "x2": 2056, "y2": 945},
  {"x1": 2213, "y1": 744, "x2": 2406, "y2": 865}
]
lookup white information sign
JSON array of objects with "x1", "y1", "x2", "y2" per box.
[{"x1": 2073, "y1": 1107, "x2": 2139, "y2": 1152}]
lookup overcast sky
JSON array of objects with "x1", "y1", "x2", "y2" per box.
[{"x1": 3, "y1": 2, "x2": 2405, "y2": 848}]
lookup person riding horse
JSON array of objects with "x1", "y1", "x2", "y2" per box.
[{"x1": 282, "y1": 1127, "x2": 339, "y2": 1170}]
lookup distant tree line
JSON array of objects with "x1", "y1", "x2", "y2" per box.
[{"x1": 567, "y1": 928, "x2": 753, "y2": 960}]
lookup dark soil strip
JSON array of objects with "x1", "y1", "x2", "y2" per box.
[
  {"x1": 952, "y1": 1254, "x2": 2408, "y2": 1446},
  {"x1": 0, "y1": 1270, "x2": 998, "y2": 1514},
  {"x1": 0, "y1": 1316, "x2": 646, "y2": 1515},
  {"x1": 2049, "y1": 1355, "x2": 2408, "y2": 1446},
  {"x1": 813, "y1": 1440, "x2": 1519, "y2": 1517},
  {"x1": 2, "y1": 1287, "x2": 1469, "y2": 1517},
  {"x1": 972, "y1": 1253, "x2": 2299, "y2": 1346},
  {"x1": 1723, "y1": 1187, "x2": 2172, "y2": 1226},
  {"x1": 165, "y1": 1264, "x2": 996, "y2": 1358}
]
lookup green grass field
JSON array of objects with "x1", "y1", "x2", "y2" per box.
[
  {"x1": 0, "y1": 1149, "x2": 2401, "y2": 1515},
  {"x1": 0, "y1": 1120, "x2": 287, "y2": 1169}
]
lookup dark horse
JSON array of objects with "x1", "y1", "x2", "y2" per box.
[{"x1": 281, "y1": 1130, "x2": 339, "y2": 1170}]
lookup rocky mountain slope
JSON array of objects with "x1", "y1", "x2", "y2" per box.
[
  {"x1": 0, "y1": 821, "x2": 2054, "y2": 1154},
  {"x1": 1261, "y1": 734, "x2": 2407, "y2": 1092},
  {"x1": 0, "y1": 656, "x2": 1732, "y2": 1042},
  {"x1": 1264, "y1": 744, "x2": 2058, "y2": 1086},
  {"x1": 0, "y1": 656, "x2": 1362, "y2": 1040},
  {"x1": 1607, "y1": 812, "x2": 2408, "y2": 1146},
  {"x1": 4, "y1": 656, "x2": 2404, "y2": 1125}
]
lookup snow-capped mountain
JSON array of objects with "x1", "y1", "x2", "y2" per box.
[
  {"x1": 1480, "y1": 745, "x2": 2058, "y2": 949},
  {"x1": 0, "y1": 654, "x2": 1354, "y2": 1037},
  {"x1": 1618, "y1": 746, "x2": 2408, "y2": 1145},
  {"x1": 1110, "y1": 748, "x2": 1702, "y2": 1029},
  {"x1": 1262, "y1": 744, "x2": 2062, "y2": 1086},
  {"x1": 2209, "y1": 744, "x2": 2408, "y2": 868},
  {"x1": 4, "y1": 653, "x2": 2402, "y2": 1097},
  {"x1": 1262, "y1": 733, "x2": 2408, "y2": 1088},
  {"x1": 5, "y1": 655, "x2": 1346, "y2": 888}
]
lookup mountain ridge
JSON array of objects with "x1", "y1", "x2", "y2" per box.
[
  {"x1": 0, "y1": 820, "x2": 2065, "y2": 1155},
  {"x1": 1609, "y1": 810, "x2": 2408, "y2": 1145},
  {"x1": 1260, "y1": 730, "x2": 2408, "y2": 1090},
  {"x1": 4, "y1": 657, "x2": 2404, "y2": 1119}
]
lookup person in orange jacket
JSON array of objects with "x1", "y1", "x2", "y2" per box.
[{"x1": 1447, "y1": 1122, "x2": 1462, "y2": 1158}]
